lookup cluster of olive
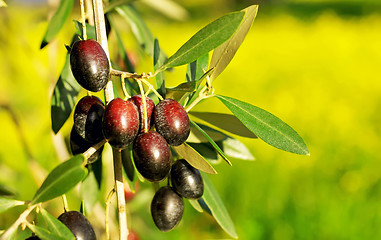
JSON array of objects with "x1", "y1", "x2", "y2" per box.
[{"x1": 68, "y1": 39, "x2": 205, "y2": 232}]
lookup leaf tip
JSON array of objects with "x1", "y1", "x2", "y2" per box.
[{"x1": 40, "y1": 40, "x2": 48, "y2": 49}]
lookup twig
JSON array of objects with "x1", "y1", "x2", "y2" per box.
[
  {"x1": 0, "y1": 204, "x2": 36, "y2": 240},
  {"x1": 112, "y1": 149, "x2": 128, "y2": 240},
  {"x1": 92, "y1": 1, "x2": 128, "y2": 239}
]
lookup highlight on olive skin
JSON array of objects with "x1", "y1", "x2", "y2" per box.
[
  {"x1": 132, "y1": 131, "x2": 171, "y2": 182},
  {"x1": 151, "y1": 186, "x2": 184, "y2": 232},
  {"x1": 102, "y1": 98, "x2": 139, "y2": 150},
  {"x1": 170, "y1": 159, "x2": 204, "y2": 200},
  {"x1": 70, "y1": 39, "x2": 110, "y2": 92},
  {"x1": 154, "y1": 99, "x2": 190, "y2": 146},
  {"x1": 57, "y1": 211, "x2": 97, "y2": 240}
]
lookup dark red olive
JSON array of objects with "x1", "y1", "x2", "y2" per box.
[
  {"x1": 102, "y1": 98, "x2": 139, "y2": 150},
  {"x1": 58, "y1": 211, "x2": 96, "y2": 240},
  {"x1": 70, "y1": 39, "x2": 109, "y2": 92},
  {"x1": 171, "y1": 159, "x2": 203, "y2": 199},
  {"x1": 151, "y1": 186, "x2": 184, "y2": 232},
  {"x1": 154, "y1": 99, "x2": 190, "y2": 146},
  {"x1": 74, "y1": 96, "x2": 105, "y2": 143},
  {"x1": 70, "y1": 127, "x2": 103, "y2": 164},
  {"x1": 128, "y1": 95, "x2": 154, "y2": 133},
  {"x1": 132, "y1": 131, "x2": 171, "y2": 182}
]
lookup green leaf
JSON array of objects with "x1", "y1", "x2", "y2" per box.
[
  {"x1": 27, "y1": 224, "x2": 67, "y2": 240},
  {"x1": 186, "y1": 54, "x2": 209, "y2": 83},
  {"x1": 80, "y1": 171, "x2": 100, "y2": 215},
  {"x1": 40, "y1": 0, "x2": 75, "y2": 49},
  {"x1": 188, "y1": 199, "x2": 203, "y2": 213},
  {"x1": 165, "y1": 81, "x2": 197, "y2": 101},
  {"x1": 190, "y1": 120, "x2": 231, "y2": 166},
  {"x1": 218, "y1": 137, "x2": 255, "y2": 161},
  {"x1": 188, "y1": 142, "x2": 218, "y2": 162},
  {"x1": 160, "y1": 11, "x2": 245, "y2": 70},
  {"x1": 201, "y1": 173, "x2": 238, "y2": 239},
  {"x1": 74, "y1": 21, "x2": 96, "y2": 40},
  {"x1": 189, "y1": 111, "x2": 257, "y2": 138},
  {"x1": 0, "y1": 184, "x2": 16, "y2": 197},
  {"x1": 210, "y1": 5, "x2": 258, "y2": 81},
  {"x1": 188, "y1": 123, "x2": 226, "y2": 143},
  {"x1": 0, "y1": 197, "x2": 25, "y2": 214},
  {"x1": 115, "y1": 5, "x2": 155, "y2": 56},
  {"x1": 216, "y1": 95, "x2": 309, "y2": 155},
  {"x1": 51, "y1": 54, "x2": 81, "y2": 134},
  {"x1": 31, "y1": 155, "x2": 88, "y2": 204},
  {"x1": 172, "y1": 143, "x2": 217, "y2": 174},
  {"x1": 107, "y1": 15, "x2": 135, "y2": 73},
  {"x1": 154, "y1": 39, "x2": 167, "y2": 96},
  {"x1": 39, "y1": 208, "x2": 75, "y2": 240},
  {"x1": 121, "y1": 147, "x2": 136, "y2": 182}
]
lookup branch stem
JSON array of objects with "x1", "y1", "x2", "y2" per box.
[
  {"x1": 112, "y1": 149, "x2": 129, "y2": 240},
  {"x1": 0, "y1": 204, "x2": 36, "y2": 240},
  {"x1": 92, "y1": 1, "x2": 127, "y2": 239},
  {"x1": 80, "y1": 0, "x2": 87, "y2": 40}
]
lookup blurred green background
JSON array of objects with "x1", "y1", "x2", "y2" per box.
[{"x1": 1, "y1": 0, "x2": 381, "y2": 239}]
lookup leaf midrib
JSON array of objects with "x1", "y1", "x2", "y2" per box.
[
  {"x1": 211, "y1": 7, "x2": 258, "y2": 80},
  {"x1": 164, "y1": 13, "x2": 243, "y2": 68},
  {"x1": 218, "y1": 95, "x2": 308, "y2": 154},
  {"x1": 32, "y1": 163, "x2": 83, "y2": 204}
]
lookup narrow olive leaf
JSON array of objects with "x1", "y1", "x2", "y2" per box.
[
  {"x1": 187, "y1": 67, "x2": 215, "y2": 104},
  {"x1": 189, "y1": 111, "x2": 257, "y2": 138},
  {"x1": 121, "y1": 147, "x2": 136, "y2": 182},
  {"x1": 166, "y1": 81, "x2": 197, "y2": 102},
  {"x1": 74, "y1": 21, "x2": 96, "y2": 40},
  {"x1": 115, "y1": 5, "x2": 155, "y2": 56},
  {"x1": 107, "y1": 15, "x2": 135, "y2": 73},
  {"x1": 160, "y1": 11, "x2": 245, "y2": 70},
  {"x1": 172, "y1": 143, "x2": 217, "y2": 174},
  {"x1": 39, "y1": 208, "x2": 75, "y2": 240},
  {"x1": 186, "y1": 53, "x2": 209, "y2": 83},
  {"x1": 31, "y1": 155, "x2": 88, "y2": 204},
  {"x1": 219, "y1": 137, "x2": 255, "y2": 161},
  {"x1": 190, "y1": 120, "x2": 232, "y2": 166},
  {"x1": 80, "y1": 171, "x2": 100, "y2": 215},
  {"x1": 27, "y1": 224, "x2": 67, "y2": 240},
  {"x1": 188, "y1": 142, "x2": 218, "y2": 162},
  {"x1": 187, "y1": 124, "x2": 226, "y2": 143},
  {"x1": 216, "y1": 95, "x2": 309, "y2": 155},
  {"x1": 201, "y1": 173, "x2": 238, "y2": 239},
  {"x1": 154, "y1": 39, "x2": 167, "y2": 96},
  {"x1": 40, "y1": 0, "x2": 75, "y2": 49},
  {"x1": 0, "y1": 184, "x2": 16, "y2": 197},
  {"x1": 0, "y1": 197, "x2": 25, "y2": 214},
  {"x1": 210, "y1": 5, "x2": 258, "y2": 81},
  {"x1": 51, "y1": 54, "x2": 81, "y2": 134},
  {"x1": 188, "y1": 199, "x2": 203, "y2": 213},
  {"x1": 169, "y1": 81, "x2": 197, "y2": 92}
]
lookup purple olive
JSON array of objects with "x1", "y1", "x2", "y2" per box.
[
  {"x1": 154, "y1": 99, "x2": 190, "y2": 146},
  {"x1": 102, "y1": 98, "x2": 139, "y2": 150},
  {"x1": 70, "y1": 39, "x2": 109, "y2": 92},
  {"x1": 133, "y1": 131, "x2": 171, "y2": 182},
  {"x1": 151, "y1": 186, "x2": 184, "y2": 232}
]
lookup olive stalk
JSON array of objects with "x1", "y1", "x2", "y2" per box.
[
  {"x1": 92, "y1": 0, "x2": 128, "y2": 239},
  {"x1": 0, "y1": 204, "x2": 35, "y2": 240}
]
